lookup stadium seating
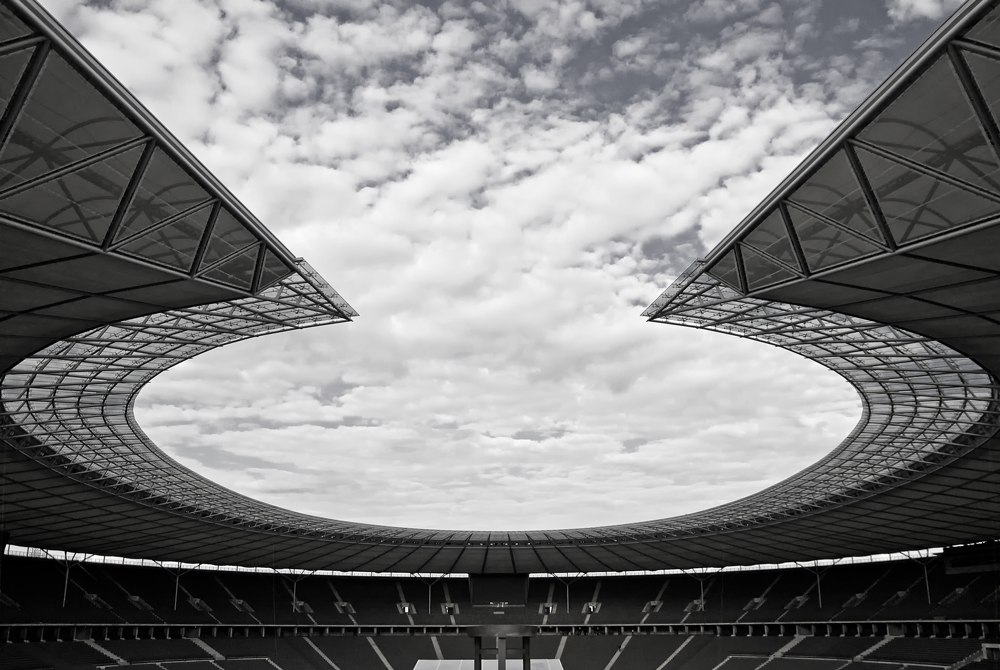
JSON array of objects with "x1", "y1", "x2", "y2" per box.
[
  {"x1": 0, "y1": 641, "x2": 110, "y2": 670},
  {"x1": 217, "y1": 661, "x2": 276, "y2": 670},
  {"x1": 607, "y1": 635, "x2": 688, "y2": 669},
  {"x1": 1, "y1": 644, "x2": 53, "y2": 670},
  {"x1": 866, "y1": 636, "x2": 984, "y2": 664},
  {"x1": 964, "y1": 661, "x2": 1000, "y2": 670},
  {"x1": 766, "y1": 659, "x2": 843, "y2": 670},
  {"x1": 98, "y1": 638, "x2": 210, "y2": 662},
  {"x1": 5, "y1": 554, "x2": 998, "y2": 628},
  {"x1": 160, "y1": 663, "x2": 220, "y2": 670},
  {"x1": 3, "y1": 554, "x2": 999, "y2": 669},
  {"x1": 557, "y1": 634, "x2": 626, "y2": 669},
  {"x1": 790, "y1": 635, "x2": 877, "y2": 658}
]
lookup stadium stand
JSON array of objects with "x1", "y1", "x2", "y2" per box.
[
  {"x1": 867, "y1": 637, "x2": 986, "y2": 664},
  {"x1": 767, "y1": 660, "x2": 844, "y2": 670},
  {"x1": 308, "y1": 636, "x2": 388, "y2": 670},
  {"x1": 96, "y1": 639, "x2": 209, "y2": 663},
  {"x1": 681, "y1": 637, "x2": 791, "y2": 670},
  {"x1": 556, "y1": 635, "x2": 625, "y2": 670},
  {"x1": 4, "y1": 0, "x2": 1000, "y2": 667},
  {"x1": 0, "y1": 642, "x2": 111, "y2": 670},
  {"x1": 791, "y1": 636, "x2": 878, "y2": 659},
  {"x1": 216, "y1": 661, "x2": 275, "y2": 670},
  {"x1": 965, "y1": 661, "x2": 1000, "y2": 670},
  {"x1": 714, "y1": 658, "x2": 766, "y2": 670},
  {"x1": 372, "y1": 636, "x2": 438, "y2": 670},
  {"x1": 606, "y1": 635, "x2": 689, "y2": 669},
  {"x1": 206, "y1": 637, "x2": 330, "y2": 670},
  {"x1": 5, "y1": 555, "x2": 1000, "y2": 631}
]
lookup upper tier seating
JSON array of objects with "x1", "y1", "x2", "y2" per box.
[{"x1": 3, "y1": 555, "x2": 996, "y2": 628}]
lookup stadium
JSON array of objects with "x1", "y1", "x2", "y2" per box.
[{"x1": 2, "y1": 0, "x2": 1000, "y2": 668}]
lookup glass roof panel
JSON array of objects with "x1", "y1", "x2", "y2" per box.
[
  {"x1": 964, "y1": 50, "x2": 1000, "y2": 138},
  {"x1": 965, "y1": 4, "x2": 1000, "y2": 49},
  {"x1": 741, "y1": 244, "x2": 798, "y2": 291},
  {"x1": 786, "y1": 205, "x2": 881, "y2": 271},
  {"x1": 201, "y1": 244, "x2": 260, "y2": 290},
  {"x1": 119, "y1": 205, "x2": 213, "y2": 271},
  {"x1": 787, "y1": 149, "x2": 883, "y2": 242},
  {"x1": 704, "y1": 249, "x2": 742, "y2": 291},
  {"x1": 857, "y1": 147, "x2": 1000, "y2": 244},
  {"x1": 115, "y1": 147, "x2": 211, "y2": 242},
  {"x1": 0, "y1": 5, "x2": 31, "y2": 43},
  {"x1": 258, "y1": 249, "x2": 294, "y2": 290},
  {"x1": 0, "y1": 53, "x2": 140, "y2": 191},
  {"x1": 0, "y1": 144, "x2": 142, "y2": 243},
  {"x1": 859, "y1": 55, "x2": 1000, "y2": 191},
  {"x1": 0, "y1": 48, "x2": 30, "y2": 118},
  {"x1": 742, "y1": 209, "x2": 799, "y2": 267},
  {"x1": 200, "y1": 209, "x2": 257, "y2": 268}
]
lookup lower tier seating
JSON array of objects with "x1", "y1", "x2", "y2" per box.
[{"x1": 1, "y1": 631, "x2": 995, "y2": 669}]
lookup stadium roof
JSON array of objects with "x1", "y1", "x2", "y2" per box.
[{"x1": 2, "y1": 0, "x2": 1000, "y2": 574}]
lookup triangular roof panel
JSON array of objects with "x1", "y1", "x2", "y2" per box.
[
  {"x1": 0, "y1": 52, "x2": 141, "y2": 191},
  {"x1": 118, "y1": 205, "x2": 213, "y2": 271},
  {"x1": 857, "y1": 147, "x2": 1000, "y2": 244},
  {"x1": 742, "y1": 210, "x2": 799, "y2": 268},
  {"x1": 201, "y1": 243, "x2": 261, "y2": 290},
  {"x1": 200, "y1": 209, "x2": 257, "y2": 269},
  {"x1": 258, "y1": 249, "x2": 294, "y2": 291},
  {"x1": 786, "y1": 204, "x2": 882, "y2": 272},
  {"x1": 859, "y1": 55, "x2": 1000, "y2": 192},
  {"x1": 964, "y1": 49, "x2": 1000, "y2": 139},
  {"x1": 115, "y1": 147, "x2": 211, "y2": 242},
  {"x1": 965, "y1": 3, "x2": 1000, "y2": 48},
  {"x1": 0, "y1": 144, "x2": 142, "y2": 243},
  {"x1": 741, "y1": 244, "x2": 799, "y2": 291},
  {"x1": 788, "y1": 149, "x2": 884, "y2": 242},
  {"x1": 0, "y1": 5, "x2": 32, "y2": 43},
  {"x1": 0, "y1": 48, "x2": 31, "y2": 120},
  {"x1": 705, "y1": 249, "x2": 742, "y2": 291}
]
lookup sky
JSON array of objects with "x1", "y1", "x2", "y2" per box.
[{"x1": 44, "y1": 0, "x2": 964, "y2": 531}]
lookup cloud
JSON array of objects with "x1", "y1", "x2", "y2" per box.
[
  {"x1": 42, "y1": 0, "x2": 955, "y2": 531},
  {"x1": 886, "y1": 0, "x2": 965, "y2": 24}
]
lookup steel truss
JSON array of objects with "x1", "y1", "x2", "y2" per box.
[
  {"x1": 1, "y1": 266, "x2": 357, "y2": 533},
  {"x1": 644, "y1": 267, "x2": 999, "y2": 530}
]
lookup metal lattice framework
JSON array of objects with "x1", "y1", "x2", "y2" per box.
[
  {"x1": 1, "y1": 265, "x2": 359, "y2": 533},
  {"x1": 3, "y1": 0, "x2": 1000, "y2": 572},
  {"x1": 643, "y1": 266, "x2": 999, "y2": 529}
]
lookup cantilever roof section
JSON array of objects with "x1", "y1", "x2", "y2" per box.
[
  {"x1": 0, "y1": 0, "x2": 356, "y2": 371},
  {"x1": 646, "y1": 0, "x2": 1000, "y2": 318}
]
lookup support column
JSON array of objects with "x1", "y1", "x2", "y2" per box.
[
  {"x1": 474, "y1": 636, "x2": 482, "y2": 670},
  {"x1": 523, "y1": 636, "x2": 531, "y2": 670},
  {"x1": 497, "y1": 636, "x2": 506, "y2": 670}
]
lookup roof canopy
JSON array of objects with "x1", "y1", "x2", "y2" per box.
[{"x1": 2, "y1": 0, "x2": 999, "y2": 573}]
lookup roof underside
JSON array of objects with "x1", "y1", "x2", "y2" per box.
[{"x1": 3, "y1": 0, "x2": 1000, "y2": 573}]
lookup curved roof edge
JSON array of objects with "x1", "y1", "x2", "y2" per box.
[{"x1": 4, "y1": 0, "x2": 1000, "y2": 573}]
